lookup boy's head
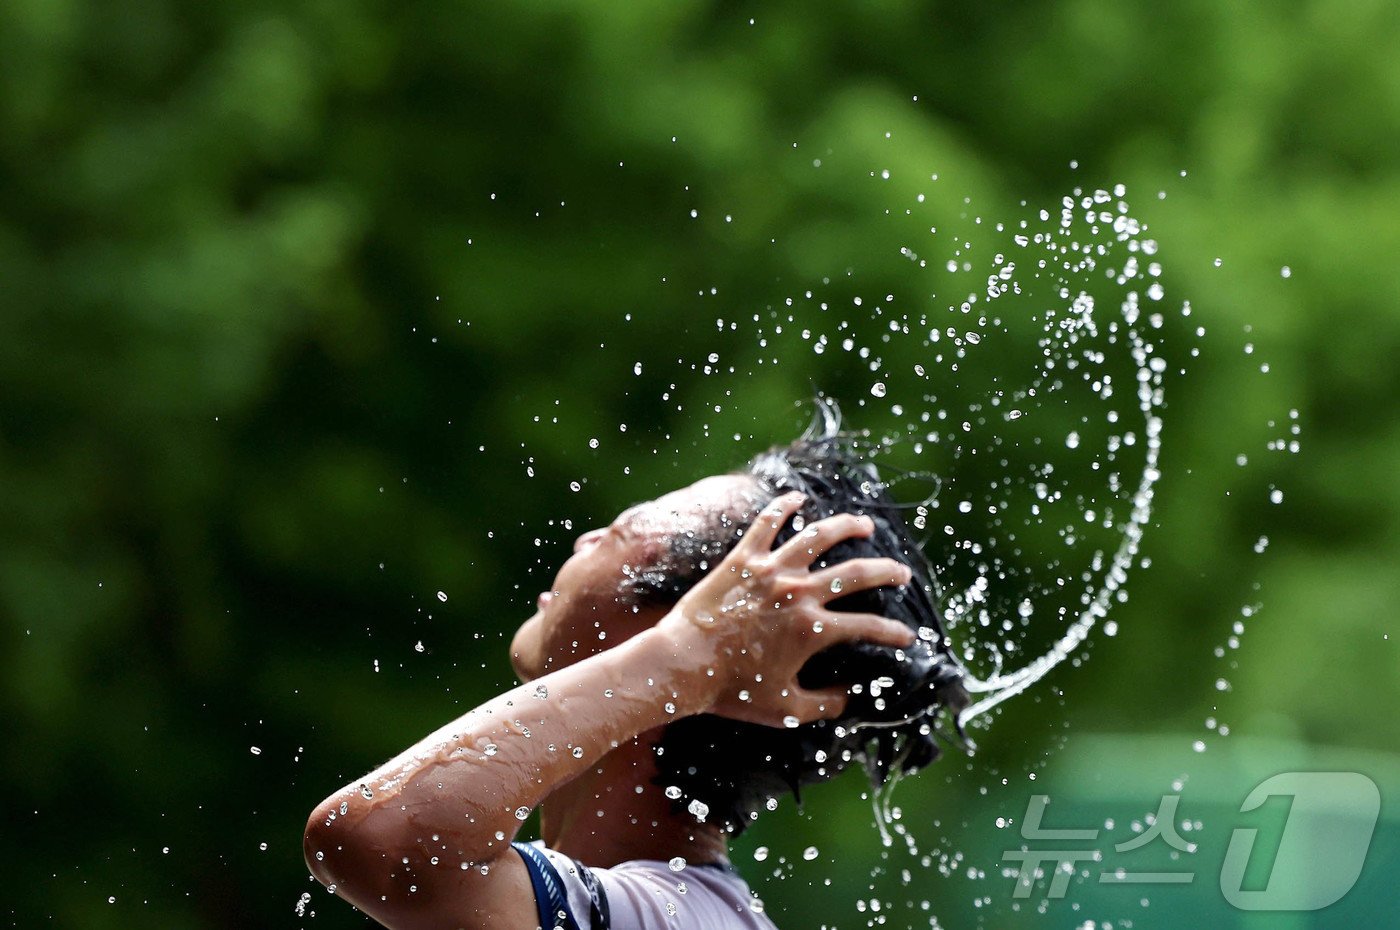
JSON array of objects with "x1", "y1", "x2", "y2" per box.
[
  {"x1": 638, "y1": 402, "x2": 969, "y2": 831},
  {"x1": 511, "y1": 400, "x2": 968, "y2": 833}
]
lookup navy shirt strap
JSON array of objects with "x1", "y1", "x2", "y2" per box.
[{"x1": 512, "y1": 842, "x2": 583, "y2": 930}]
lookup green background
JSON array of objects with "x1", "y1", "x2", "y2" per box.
[{"x1": 3, "y1": 1, "x2": 1397, "y2": 927}]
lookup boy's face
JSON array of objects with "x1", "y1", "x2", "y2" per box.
[{"x1": 510, "y1": 474, "x2": 757, "y2": 682}]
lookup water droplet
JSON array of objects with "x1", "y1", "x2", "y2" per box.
[
  {"x1": 1269, "y1": 489, "x2": 1283, "y2": 504},
  {"x1": 414, "y1": 640, "x2": 425, "y2": 653},
  {"x1": 571, "y1": 746, "x2": 584, "y2": 758},
  {"x1": 483, "y1": 743, "x2": 498, "y2": 756},
  {"x1": 803, "y1": 846, "x2": 819, "y2": 861},
  {"x1": 436, "y1": 591, "x2": 448, "y2": 603},
  {"x1": 754, "y1": 846, "x2": 769, "y2": 861},
  {"x1": 514, "y1": 807, "x2": 530, "y2": 820},
  {"x1": 782, "y1": 715, "x2": 800, "y2": 728},
  {"x1": 249, "y1": 746, "x2": 261, "y2": 755},
  {"x1": 1066, "y1": 431, "x2": 1081, "y2": 449},
  {"x1": 665, "y1": 785, "x2": 683, "y2": 799},
  {"x1": 668, "y1": 856, "x2": 687, "y2": 872},
  {"x1": 829, "y1": 578, "x2": 843, "y2": 593},
  {"x1": 870, "y1": 382, "x2": 887, "y2": 398},
  {"x1": 534, "y1": 684, "x2": 549, "y2": 700},
  {"x1": 687, "y1": 799, "x2": 709, "y2": 821},
  {"x1": 1192, "y1": 740, "x2": 1207, "y2": 753}
]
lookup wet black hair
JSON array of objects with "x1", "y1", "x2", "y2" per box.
[{"x1": 631, "y1": 399, "x2": 970, "y2": 834}]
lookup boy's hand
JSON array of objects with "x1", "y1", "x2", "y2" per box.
[{"x1": 660, "y1": 491, "x2": 915, "y2": 728}]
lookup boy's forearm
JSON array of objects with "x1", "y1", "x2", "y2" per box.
[{"x1": 304, "y1": 620, "x2": 716, "y2": 889}]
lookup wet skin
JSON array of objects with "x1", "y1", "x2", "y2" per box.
[{"x1": 304, "y1": 480, "x2": 915, "y2": 930}]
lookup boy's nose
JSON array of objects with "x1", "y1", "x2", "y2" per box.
[{"x1": 573, "y1": 528, "x2": 607, "y2": 552}]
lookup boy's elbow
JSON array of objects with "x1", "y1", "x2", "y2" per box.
[
  {"x1": 302, "y1": 798, "x2": 427, "y2": 910},
  {"x1": 303, "y1": 797, "x2": 374, "y2": 892},
  {"x1": 303, "y1": 803, "x2": 339, "y2": 887},
  {"x1": 302, "y1": 800, "x2": 485, "y2": 929}
]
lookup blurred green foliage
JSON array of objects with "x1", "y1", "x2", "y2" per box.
[{"x1": 3, "y1": 0, "x2": 1398, "y2": 927}]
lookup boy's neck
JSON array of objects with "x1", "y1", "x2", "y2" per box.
[{"x1": 539, "y1": 732, "x2": 729, "y2": 868}]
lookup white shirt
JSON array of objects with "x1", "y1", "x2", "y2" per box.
[{"x1": 514, "y1": 841, "x2": 778, "y2": 930}]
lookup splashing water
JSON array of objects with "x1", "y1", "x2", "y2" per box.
[
  {"x1": 611, "y1": 183, "x2": 1184, "y2": 925},
  {"x1": 644, "y1": 182, "x2": 1175, "y2": 732},
  {"x1": 510, "y1": 179, "x2": 1179, "y2": 745},
  {"x1": 506, "y1": 176, "x2": 1224, "y2": 924},
  {"x1": 914, "y1": 190, "x2": 1169, "y2": 729},
  {"x1": 950, "y1": 206, "x2": 1167, "y2": 724}
]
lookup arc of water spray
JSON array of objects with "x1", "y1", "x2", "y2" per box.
[{"x1": 954, "y1": 295, "x2": 1164, "y2": 728}]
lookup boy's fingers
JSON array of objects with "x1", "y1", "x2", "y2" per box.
[
  {"x1": 736, "y1": 492, "x2": 805, "y2": 555},
  {"x1": 821, "y1": 613, "x2": 917, "y2": 649},
  {"x1": 773, "y1": 512, "x2": 874, "y2": 566},
  {"x1": 807, "y1": 558, "x2": 911, "y2": 598},
  {"x1": 783, "y1": 686, "x2": 850, "y2": 725}
]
